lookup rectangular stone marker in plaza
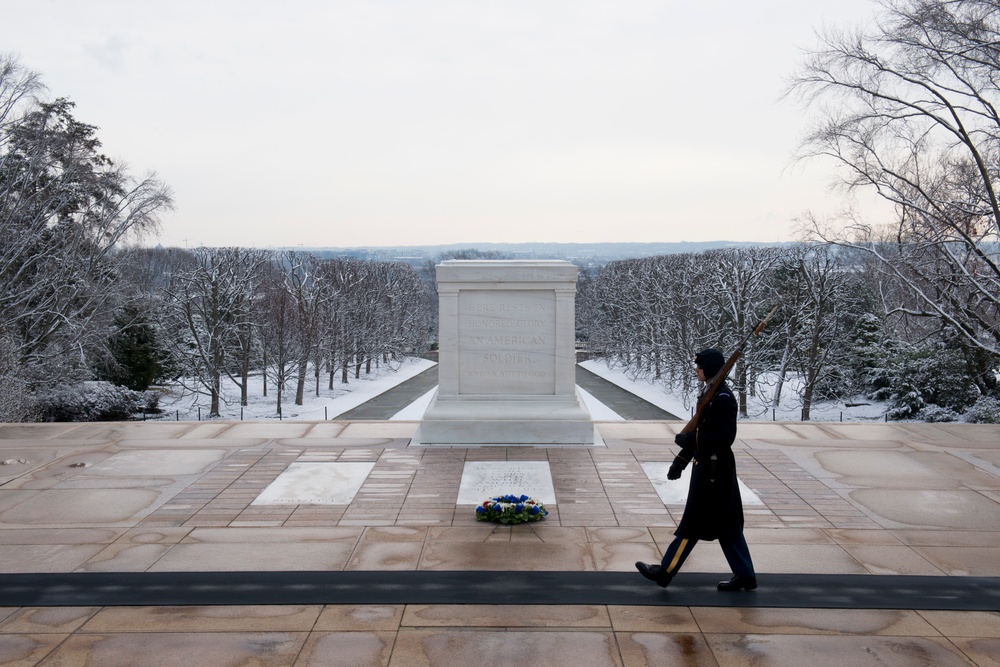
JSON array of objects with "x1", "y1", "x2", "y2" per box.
[{"x1": 417, "y1": 260, "x2": 593, "y2": 445}]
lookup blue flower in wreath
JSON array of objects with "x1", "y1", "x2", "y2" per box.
[
  {"x1": 476, "y1": 506, "x2": 486, "y2": 514},
  {"x1": 529, "y1": 505, "x2": 541, "y2": 515},
  {"x1": 519, "y1": 494, "x2": 529, "y2": 502},
  {"x1": 515, "y1": 503, "x2": 524, "y2": 512}
]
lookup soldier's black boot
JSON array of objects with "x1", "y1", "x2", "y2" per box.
[
  {"x1": 635, "y1": 562, "x2": 673, "y2": 588},
  {"x1": 717, "y1": 575, "x2": 757, "y2": 591}
]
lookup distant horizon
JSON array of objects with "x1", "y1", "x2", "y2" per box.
[{"x1": 147, "y1": 239, "x2": 793, "y2": 252}]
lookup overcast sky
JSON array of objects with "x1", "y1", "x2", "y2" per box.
[{"x1": 2, "y1": 0, "x2": 884, "y2": 249}]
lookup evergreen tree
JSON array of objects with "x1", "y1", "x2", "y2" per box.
[{"x1": 95, "y1": 304, "x2": 170, "y2": 391}]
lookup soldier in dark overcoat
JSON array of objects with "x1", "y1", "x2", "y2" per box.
[{"x1": 635, "y1": 348, "x2": 757, "y2": 591}]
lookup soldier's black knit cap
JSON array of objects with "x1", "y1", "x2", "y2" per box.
[{"x1": 695, "y1": 348, "x2": 725, "y2": 378}]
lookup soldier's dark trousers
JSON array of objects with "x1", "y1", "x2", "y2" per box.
[{"x1": 658, "y1": 532, "x2": 755, "y2": 578}]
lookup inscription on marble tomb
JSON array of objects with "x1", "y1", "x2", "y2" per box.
[{"x1": 458, "y1": 289, "x2": 556, "y2": 394}]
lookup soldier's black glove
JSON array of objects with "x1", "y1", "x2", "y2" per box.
[
  {"x1": 673, "y1": 432, "x2": 693, "y2": 447},
  {"x1": 667, "y1": 456, "x2": 686, "y2": 480}
]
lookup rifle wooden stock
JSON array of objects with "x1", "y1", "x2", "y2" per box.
[{"x1": 679, "y1": 305, "x2": 778, "y2": 435}]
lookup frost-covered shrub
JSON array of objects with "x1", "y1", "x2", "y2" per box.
[
  {"x1": 964, "y1": 396, "x2": 1000, "y2": 424},
  {"x1": 872, "y1": 343, "x2": 980, "y2": 419},
  {"x1": 36, "y1": 382, "x2": 158, "y2": 422},
  {"x1": 916, "y1": 405, "x2": 960, "y2": 423}
]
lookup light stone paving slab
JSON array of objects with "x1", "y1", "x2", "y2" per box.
[
  {"x1": 815, "y1": 450, "x2": 959, "y2": 489},
  {"x1": 795, "y1": 423, "x2": 915, "y2": 441},
  {"x1": 0, "y1": 633, "x2": 68, "y2": 664},
  {"x1": 909, "y1": 451, "x2": 1000, "y2": 489},
  {"x1": 0, "y1": 424, "x2": 86, "y2": 439},
  {"x1": 0, "y1": 488, "x2": 163, "y2": 526},
  {"x1": 734, "y1": 424, "x2": 805, "y2": 440},
  {"x1": 607, "y1": 606, "x2": 701, "y2": 633},
  {"x1": 252, "y1": 462, "x2": 376, "y2": 505},
  {"x1": 741, "y1": 527, "x2": 836, "y2": 544},
  {"x1": 338, "y1": 423, "x2": 419, "y2": 438},
  {"x1": 704, "y1": 633, "x2": 976, "y2": 666},
  {"x1": 617, "y1": 631, "x2": 718, "y2": 665},
  {"x1": 346, "y1": 541, "x2": 424, "y2": 570},
  {"x1": 419, "y1": 540, "x2": 596, "y2": 571},
  {"x1": 115, "y1": 437, "x2": 265, "y2": 449},
  {"x1": 176, "y1": 423, "x2": 241, "y2": 439},
  {"x1": 0, "y1": 528, "x2": 122, "y2": 545},
  {"x1": 79, "y1": 543, "x2": 173, "y2": 572},
  {"x1": 888, "y1": 529, "x2": 999, "y2": 547},
  {"x1": 594, "y1": 422, "x2": 674, "y2": 440},
  {"x1": 910, "y1": 546, "x2": 1000, "y2": 576},
  {"x1": 641, "y1": 462, "x2": 764, "y2": 505},
  {"x1": 670, "y1": 542, "x2": 869, "y2": 574},
  {"x1": 690, "y1": 607, "x2": 943, "y2": 636},
  {"x1": 210, "y1": 423, "x2": 314, "y2": 439},
  {"x1": 300, "y1": 423, "x2": 348, "y2": 438},
  {"x1": 69, "y1": 423, "x2": 198, "y2": 440},
  {"x1": 148, "y1": 542, "x2": 357, "y2": 572},
  {"x1": 456, "y1": 461, "x2": 557, "y2": 505},
  {"x1": 0, "y1": 607, "x2": 100, "y2": 634},
  {"x1": 37, "y1": 631, "x2": 309, "y2": 666},
  {"x1": 849, "y1": 488, "x2": 1000, "y2": 530},
  {"x1": 932, "y1": 423, "x2": 1000, "y2": 444},
  {"x1": 401, "y1": 604, "x2": 611, "y2": 628},
  {"x1": 80, "y1": 605, "x2": 322, "y2": 632},
  {"x1": 0, "y1": 544, "x2": 106, "y2": 573},
  {"x1": 838, "y1": 544, "x2": 947, "y2": 575},
  {"x1": 312, "y1": 605, "x2": 405, "y2": 632},
  {"x1": 81, "y1": 449, "x2": 228, "y2": 477},
  {"x1": 181, "y1": 527, "x2": 362, "y2": 543}
]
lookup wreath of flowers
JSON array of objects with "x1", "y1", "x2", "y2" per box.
[{"x1": 475, "y1": 494, "x2": 549, "y2": 524}]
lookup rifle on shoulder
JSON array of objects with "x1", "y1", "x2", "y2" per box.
[{"x1": 679, "y1": 305, "x2": 779, "y2": 434}]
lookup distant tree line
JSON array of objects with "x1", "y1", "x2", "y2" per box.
[
  {"x1": 133, "y1": 246, "x2": 434, "y2": 417},
  {"x1": 580, "y1": 246, "x2": 998, "y2": 424}
]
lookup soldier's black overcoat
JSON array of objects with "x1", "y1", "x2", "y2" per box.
[{"x1": 674, "y1": 381, "x2": 743, "y2": 541}]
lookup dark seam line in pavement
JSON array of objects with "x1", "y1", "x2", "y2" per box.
[{"x1": 1, "y1": 572, "x2": 997, "y2": 611}]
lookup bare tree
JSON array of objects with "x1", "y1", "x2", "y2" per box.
[
  {"x1": 788, "y1": 0, "x2": 1000, "y2": 355},
  {"x1": 258, "y1": 261, "x2": 299, "y2": 416},
  {"x1": 773, "y1": 245, "x2": 866, "y2": 419},
  {"x1": 163, "y1": 247, "x2": 268, "y2": 416},
  {"x1": 279, "y1": 251, "x2": 327, "y2": 406},
  {"x1": 703, "y1": 247, "x2": 784, "y2": 416}
]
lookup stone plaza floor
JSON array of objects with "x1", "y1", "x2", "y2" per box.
[{"x1": 0, "y1": 418, "x2": 997, "y2": 665}]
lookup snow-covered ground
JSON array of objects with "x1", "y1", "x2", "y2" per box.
[
  {"x1": 153, "y1": 357, "x2": 437, "y2": 422},
  {"x1": 579, "y1": 359, "x2": 889, "y2": 423}
]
